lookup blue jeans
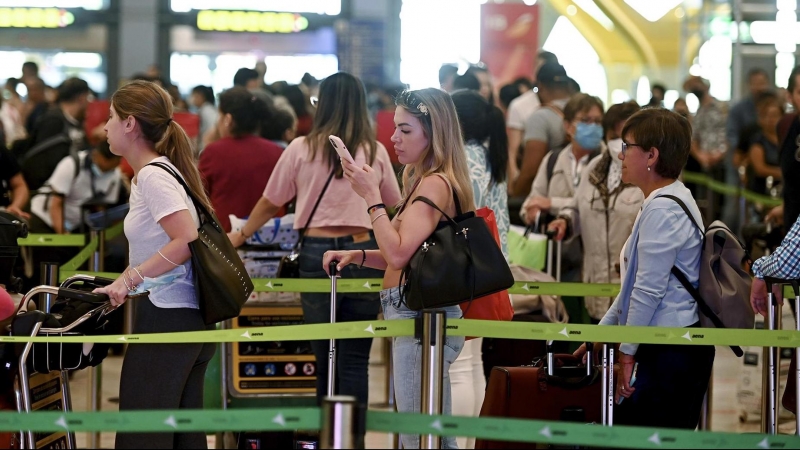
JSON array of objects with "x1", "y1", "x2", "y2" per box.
[
  {"x1": 380, "y1": 287, "x2": 465, "y2": 449},
  {"x1": 298, "y1": 234, "x2": 382, "y2": 406}
]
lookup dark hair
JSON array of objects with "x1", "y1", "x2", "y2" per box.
[
  {"x1": 111, "y1": 80, "x2": 213, "y2": 212},
  {"x1": 513, "y1": 77, "x2": 534, "y2": 90},
  {"x1": 748, "y1": 68, "x2": 770, "y2": 82},
  {"x1": 452, "y1": 72, "x2": 481, "y2": 92},
  {"x1": 452, "y1": 90, "x2": 508, "y2": 185},
  {"x1": 56, "y1": 77, "x2": 90, "y2": 103},
  {"x1": 191, "y1": 85, "x2": 215, "y2": 106},
  {"x1": 439, "y1": 64, "x2": 458, "y2": 84},
  {"x1": 233, "y1": 68, "x2": 259, "y2": 87},
  {"x1": 22, "y1": 61, "x2": 38, "y2": 75},
  {"x1": 307, "y1": 72, "x2": 377, "y2": 175},
  {"x1": 499, "y1": 83, "x2": 522, "y2": 109},
  {"x1": 603, "y1": 101, "x2": 640, "y2": 138},
  {"x1": 280, "y1": 84, "x2": 310, "y2": 118},
  {"x1": 563, "y1": 93, "x2": 604, "y2": 123},
  {"x1": 93, "y1": 140, "x2": 118, "y2": 160},
  {"x1": 537, "y1": 51, "x2": 559, "y2": 65},
  {"x1": 301, "y1": 73, "x2": 319, "y2": 88},
  {"x1": 465, "y1": 64, "x2": 489, "y2": 76},
  {"x1": 651, "y1": 83, "x2": 667, "y2": 95},
  {"x1": 788, "y1": 65, "x2": 800, "y2": 93},
  {"x1": 621, "y1": 108, "x2": 692, "y2": 179},
  {"x1": 754, "y1": 91, "x2": 784, "y2": 115},
  {"x1": 218, "y1": 87, "x2": 271, "y2": 137},
  {"x1": 261, "y1": 107, "x2": 296, "y2": 141}
]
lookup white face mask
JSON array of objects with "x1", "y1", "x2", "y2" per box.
[{"x1": 607, "y1": 138, "x2": 623, "y2": 158}]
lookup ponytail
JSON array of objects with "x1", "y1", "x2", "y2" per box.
[
  {"x1": 111, "y1": 80, "x2": 214, "y2": 213},
  {"x1": 159, "y1": 121, "x2": 214, "y2": 213},
  {"x1": 486, "y1": 104, "x2": 508, "y2": 185}
]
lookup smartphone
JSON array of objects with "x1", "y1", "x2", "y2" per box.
[
  {"x1": 617, "y1": 362, "x2": 638, "y2": 405},
  {"x1": 328, "y1": 135, "x2": 355, "y2": 165}
]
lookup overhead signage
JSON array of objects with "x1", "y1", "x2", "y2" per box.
[
  {"x1": 0, "y1": 7, "x2": 75, "y2": 28},
  {"x1": 196, "y1": 10, "x2": 311, "y2": 33}
]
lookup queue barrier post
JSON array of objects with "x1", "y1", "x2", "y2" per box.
[
  {"x1": 320, "y1": 395, "x2": 363, "y2": 449},
  {"x1": 419, "y1": 310, "x2": 446, "y2": 449},
  {"x1": 87, "y1": 229, "x2": 105, "y2": 449}
]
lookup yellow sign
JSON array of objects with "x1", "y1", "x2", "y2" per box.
[
  {"x1": 197, "y1": 10, "x2": 310, "y2": 33},
  {"x1": 0, "y1": 8, "x2": 75, "y2": 29}
]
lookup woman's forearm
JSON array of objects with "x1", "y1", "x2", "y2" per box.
[
  {"x1": 242, "y1": 197, "x2": 281, "y2": 237},
  {"x1": 128, "y1": 238, "x2": 193, "y2": 284}
]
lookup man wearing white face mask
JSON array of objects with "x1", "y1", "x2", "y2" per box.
[{"x1": 548, "y1": 101, "x2": 644, "y2": 321}]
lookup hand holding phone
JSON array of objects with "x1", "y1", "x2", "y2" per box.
[
  {"x1": 617, "y1": 362, "x2": 638, "y2": 405},
  {"x1": 329, "y1": 135, "x2": 355, "y2": 165}
]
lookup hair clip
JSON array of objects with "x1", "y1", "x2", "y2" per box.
[{"x1": 417, "y1": 103, "x2": 429, "y2": 115}]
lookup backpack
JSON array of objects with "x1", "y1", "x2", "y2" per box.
[
  {"x1": 661, "y1": 195, "x2": 754, "y2": 357},
  {"x1": 18, "y1": 114, "x2": 75, "y2": 191}
]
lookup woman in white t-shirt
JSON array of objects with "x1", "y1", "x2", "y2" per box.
[{"x1": 95, "y1": 80, "x2": 215, "y2": 450}]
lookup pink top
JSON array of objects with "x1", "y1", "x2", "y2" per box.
[{"x1": 264, "y1": 136, "x2": 402, "y2": 229}]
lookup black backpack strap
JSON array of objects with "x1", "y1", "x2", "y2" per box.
[
  {"x1": 660, "y1": 194, "x2": 743, "y2": 357},
  {"x1": 545, "y1": 149, "x2": 561, "y2": 191}
]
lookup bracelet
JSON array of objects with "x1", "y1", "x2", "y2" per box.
[
  {"x1": 359, "y1": 249, "x2": 366, "y2": 269},
  {"x1": 158, "y1": 250, "x2": 181, "y2": 267},
  {"x1": 371, "y1": 212, "x2": 388, "y2": 224},
  {"x1": 132, "y1": 266, "x2": 145, "y2": 284},
  {"x1": 124, "y1": 270, "x2": 138, "y2": 292},
  {"x1": 367, "y1": 203, "x2": 386, "y2": 215},
  {"x1": 122, "y1": 274, "x2": 133, "y2": 292}
]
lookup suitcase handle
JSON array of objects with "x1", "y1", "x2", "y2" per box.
[{"x1": 545, "y1": 340, "x2": 593, "y2": 377}]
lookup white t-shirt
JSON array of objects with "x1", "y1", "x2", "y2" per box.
[
  {"x1": 31, "y1": 151, "x2": 122, "y2": 232},
  {"x1": 124, "y1": 156, "x2": 200, "y2": 309},
  {"x1": 506, "y1": 90, "x2": 541, "y2": 130}
]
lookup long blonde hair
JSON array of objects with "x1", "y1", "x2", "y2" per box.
[
  {"x1": 395, "y1": 89, "x2": 475, "y2": 213},
  {"x1": 111, "y1": 80, "x2": 213, "y2": 213}
]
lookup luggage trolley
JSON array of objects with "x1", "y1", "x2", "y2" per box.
[
  {"x1": 12, "y1": 275, "x2": 115, "y2": 449},
  {"x1": 763, "y1": 277, "x2": 800, "y2": 435}
]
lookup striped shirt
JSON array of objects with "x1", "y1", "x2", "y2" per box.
[{"x1": 752, "y1": 217, "x2": 800, "y2": 280}]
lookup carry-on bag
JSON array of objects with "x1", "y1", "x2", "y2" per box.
[{"x1": 475, "y1": 343, "x2": 600, "y2": 449}]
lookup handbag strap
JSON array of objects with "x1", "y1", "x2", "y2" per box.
[
  {"x1": 147, "y1": 162, "x2": 216, "y2": 230},
  {"x1": 294, "y1": 169, "x2": 336, "y2": 251}
]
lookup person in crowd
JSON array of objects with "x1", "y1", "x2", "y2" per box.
[
  {"x1": 233, "y1": 68, "x2": 261, "y2": 90},
  {"x1": 506, "y1": 51, "x2": 559, "y2": 187},
  {"x1": 439, "y1": 64, "x2": 459, "y2": 93},
  {"x1": 323, "y1": 88, "x2": 472, "y2": 449},
  {"x1": 465, "y1": 64, "x2": 493, "y2": 102},
  {"x1": 451, "y1": 89, "x2": 509, "y2": 450},
  {"x1": 17, "y1": 77, "x2": 91, "y2": 191},
  {"x1": 254, "y1": 61, "x2": 271, "y2": 92},
  {"x1": 567, "y1": 77, "x2": 582, "y2": 96},
  {"x1": 189, "y1": 85, "x2": 217, "y2": 154},
  {"x1": 646, "y1": 83, "x2": 666, "y2": 108},
  {"x1": 94, "y1": 80, "x2": 216, "y2": 449},
  {"x1": 499, "y1": 83, "x2": 522, "y2": 116},
  {"x1": 260, "y1": 107, "x2": 296, "y2": 149},
  {"x1": 22, "y1": 77, "x2": 48, "y2": 135},
  {"x1": 725, "y1": 69, "x2": 773, "y2": 230},
  {"x1": 745, "y1": 93, "x2": 783, "y2": 199},
  {"x1": 513, "y1": 76, "x2": 534, "y2": 94},
  {"x1": 452, "y1": 71, "x2": 481, "y2": 93},
  {"x1": 764, "y1": 66, "x2": 800, "y2": 233},
  {"x1": 750, "y1": 212, "x2": 800, "y2": 315},
  {"x1": 673, "y1": 98, "x2": 690, "y2": 121},
  {"x1": 510, "y1": 62, "x2": 571, "y2": 198},
  {"x1": 683, "y1": 76, "x2": 727, "y2": 218},
  {"x1": 1, "y1": 78, "x2": 27, "y2": 146},
  {"x1": 548, "y1": 101, "x2": 644, "y2": 322},
  {"x1": 0, "y1": 147, "x2": 29, "y2": 220},
  {"x1": 576, "y1": 108, "x2": 715, "y2": 429},
  {"x1": 199, "y1": 87, "x2": 282, "y2": 232},
  {"x1": 227, "y1": 72, "x2": 402, "y2": 412},
  {"x1": 521, "y1": 93, "x2": 604, "y2": 224},
  {"x1": 280, "y1": 84, "x2": 314, "y2": 137},
  {"x1": 21, "y1": 61, "x2": 38, "y2": 83}
]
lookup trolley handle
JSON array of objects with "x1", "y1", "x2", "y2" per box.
[
  {"x1": 329, "y1": 260, "x2": 339, "y2": 278},
  {"x1": 57, "y1": 288, "x2": 109, "y2": 304}
]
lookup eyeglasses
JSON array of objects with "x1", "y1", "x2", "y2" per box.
[{"x1": 621, "y1": 142, "x2": 645, "y2": 155}]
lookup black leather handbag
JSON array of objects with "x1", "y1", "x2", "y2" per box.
[
  {"x1": 149, "y1": 162, "x2": 254, "y2": 324},
  {"x1": 400, "y1": 195, "x2": 514, "y2": 311},
  {"x1": 277, "y1": 169, "x2": 335, "y2": 278}
]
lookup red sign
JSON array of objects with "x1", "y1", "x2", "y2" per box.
[{"x1": 480, "y1": 3, "x2": 539, "y2": 86}]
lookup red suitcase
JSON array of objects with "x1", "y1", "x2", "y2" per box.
[{"x1": 476, "y1": 344, "x2": 602, "y2": 449}]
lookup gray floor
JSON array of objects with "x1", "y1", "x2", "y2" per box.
[{"x1": 68, "y1": 340, "x2": 796, "y2": 449}]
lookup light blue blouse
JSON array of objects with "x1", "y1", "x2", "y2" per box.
[
  {"x1": 465, "y1": 140, "x2": 509, "y2": 259},
  {"x1": 599, "y1": 180, "x2": 704, "y2": 355}
]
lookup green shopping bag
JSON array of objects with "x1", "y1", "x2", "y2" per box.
[{"x1": 507, "y1": 225, "x2": 547, "y2": 271}]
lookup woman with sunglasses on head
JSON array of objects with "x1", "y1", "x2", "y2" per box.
[
  {"x1": 228, "y1": 72, "x2": 401, "y2": 411},
  {"x1": 324, "y1": 89, "x2": 474, "y2": 449},
  {"x1": 574, "y1": 108, "x2": 715, "y2": 429}
]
